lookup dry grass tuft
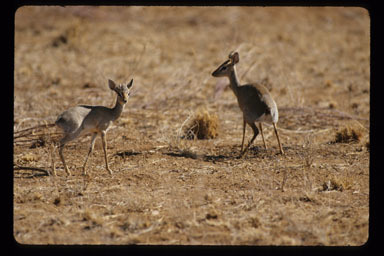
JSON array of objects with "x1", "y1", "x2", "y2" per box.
[
  {"x1": 320, "y1": 174, "x2": 354, "y2": 192},
  {"x1": 29, "y1": 134, "x2": 49, "y2": 148},
  {"x1": 333, "y1": 126, "x2": 363, "y2": 144},
  {"x1": 321, "y1": 177, "x2": 344, "y2": 192},
  {"x1": 184, "y1": 109, "x2": 219, "y2": 140}
]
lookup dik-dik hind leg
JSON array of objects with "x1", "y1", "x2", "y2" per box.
[
  {"x1": 57, "y1": 131, "x2": 80, "y2": 176},
  {"x1": 240, "y1": 122, "x2": 259, "y2": 157},
  {"x1": 82, "y1": 132, "x2": 97, "y2": 176},
  {"x1": 273, "y1": 123, "x2": 284, "y2": 154},
  {"x1": 241, "y1": 118, "x2": 246, "y2": 152},
  {"x1": 50, "y1": 142, "x2": 57, "y2": 176},
  {"x1": 101, "y1": 131, "x2": 113, "y2": 175},
  {"x1": 259, "y1": 123, "x2": 267, "y2": 150},
  {"x1": 58, "y1": 144, "x2": 71, "y2": 176}
]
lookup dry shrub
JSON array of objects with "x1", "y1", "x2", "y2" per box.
[
  {"x1": 29, "y1": 135, "x2": 50, "y2": 148},
  {"x1": 333, "y1": 126, "x2": 363, "y2": 144},
  {"x1": 184, "y1": 110, "x2": 219, "y2": 140},
  {"x1": 320, "y1": 174, "x2": 354, "y2": 192},
  {"x1": 321, "y1": 178, "x2": 344, "y2": 192},
  {"x1": 82, "y1": 209, "x2": 103, "y2": 227}
]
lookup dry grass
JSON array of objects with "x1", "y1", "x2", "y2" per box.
[
  {"x1": 14, "y1": 6, "x2": 369, "y2": 245},
  {"x1": 184, "y1": 109, "x2": 219, "y2": 140},
  {"x1": 333, "y1": 126, "x2": 363, "y2": 144}
]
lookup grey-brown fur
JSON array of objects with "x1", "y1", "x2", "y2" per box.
[
  {"x1": 53, "y1": 79, "x2": 133, "y2": 176},
  {"x1": 212, "y1": 51, "x2": 284, "y2": 156}
]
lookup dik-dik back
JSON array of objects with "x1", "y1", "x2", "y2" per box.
[{"x1": 235, "y1": 83, "x2": 278, "y2": 124}]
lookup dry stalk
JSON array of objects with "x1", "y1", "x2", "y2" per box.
[
  {"x1": 280, "y1": 169, "x2": 288, "y2": 192},
  {"x1": 14, "y1": 123, "x2": 56, "y2": 139},
  {"x1": 14, "y1": 164, "x2": 50, "y2": 177}
]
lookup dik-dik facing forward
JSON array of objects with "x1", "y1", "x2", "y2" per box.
[
  {"x1": 212, "y1": 52, "x2": 284, "y2": 156},
  {"x1": 53, "y1": 79, "x2": 133, "y2": 176}
]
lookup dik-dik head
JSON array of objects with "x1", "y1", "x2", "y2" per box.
[
  {"x1": 108, "y1": 79, "x2": 133, "y2": 104},
  {"x1": 212, "y1": 51, "x2": 239, "y2": 77}
]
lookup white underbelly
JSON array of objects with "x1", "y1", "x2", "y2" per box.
[
  {"x1": 80, "y1": 121, "x2": 113, "y2": 136},
  {"x1": 244, "y1": 112, "x2": 273, "y2": 123}
]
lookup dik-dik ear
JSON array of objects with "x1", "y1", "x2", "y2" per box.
[
  {"x1": 108, "y1": 79, "x2": 117, "y2": 90},
  {"x1": 229, "y1": 51, "x2": 239, "y2": 64},
  {"x1": 126, "y1": 79, "x2": 133, "y2": 89}
]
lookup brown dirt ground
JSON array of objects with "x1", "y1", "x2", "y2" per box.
[{"x1": 13, "y1": 6, "x2": 370, "y2": 245}]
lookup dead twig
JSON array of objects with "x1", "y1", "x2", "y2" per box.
[
  {"x1": 14, "y1": 123, "x2": 56, "y2": 139},
  {"x1": 14, "y1": 165, "x2": 50, "y2": 177},
  {"x1": 281, "y1": 169, "x2": 288, "y2": 192}
]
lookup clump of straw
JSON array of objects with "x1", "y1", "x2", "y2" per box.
[{"x1": 184, "y1": 109, "x2": 219, "y2": 140}]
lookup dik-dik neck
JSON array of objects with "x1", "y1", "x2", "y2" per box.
[
  {"x1": 111, "y1": 98, "x2": 125, "y2": 121},
  {"x1": 228, "y1": 66, "x2": 241, "y2": 97}
]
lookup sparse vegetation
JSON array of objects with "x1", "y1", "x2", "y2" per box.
[{"x1": 14, "y1": 6, "x2": 369, "y2": 245}]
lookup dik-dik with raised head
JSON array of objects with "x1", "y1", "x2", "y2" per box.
[{"x1": 212, "y1": 52, "x2": 284, "y2": 156}]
